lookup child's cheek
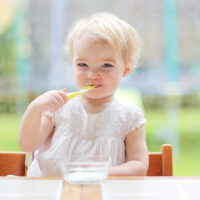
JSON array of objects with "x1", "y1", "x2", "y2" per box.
[
  {"x1": 105, "y1": 72, "x2": 123, "y2": 88},
  {"x1": 73, "y1": 72, "x2": 85, "y2": 87},
  {"x1": 106, "y1": 71, "x2": 122, "y2": 81},
  {"x1": 73, "y1": 70, "x2": 82, "y2": 79}
]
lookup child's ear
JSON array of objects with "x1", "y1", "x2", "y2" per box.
[{"x1": 123, "y1": 61, "x2": 133, "y2": 77}]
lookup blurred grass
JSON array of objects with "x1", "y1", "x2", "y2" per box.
[
  {"x1": 145, "y1": 107, "x2": 200, "y2": 176},
  {"x1": 0, "y1": 113, "x2": 21, "y2": 151},
  {"x1": 0, "y1": 108, "x2": 200, "y2": 175}
]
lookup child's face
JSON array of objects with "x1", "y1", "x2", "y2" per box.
[{"x1": 72, "y1": 35, "x2": 131, "y2": 99}]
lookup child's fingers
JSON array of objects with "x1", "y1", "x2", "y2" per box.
[
  {"x1": 62, "y1": 88, "x2": 67, "y2": 93},
  {"x1": 58, "y1": 89, "x2": 68, "y2": 103},
  {"x1": 54, "y1": 94, "x2": 66, "y2": 106},
  {"x1": 48, "y1": 104, "x2": 57, "y2": 113},
  {"x1": 49, "y1": 96, "x2": 64, "y2": 112},
  {"x1": 40, "y1": 90, "x2": 68, "y2": 112}
]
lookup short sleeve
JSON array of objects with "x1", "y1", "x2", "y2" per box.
[
  {"x1": 128, "y1": 106, "x2": 147, "y2": 132},
  {"x1": 44, "y1": 110, "x2": 55, "y2": 125}
]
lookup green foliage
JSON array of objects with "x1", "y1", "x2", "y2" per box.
[{"x1": 0, "y1": 26, "x2": 17, "y2": 93}]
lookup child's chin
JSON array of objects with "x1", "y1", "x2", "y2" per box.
[
  {"x1": 87, "y1": 95, "x2": 102, "y2": 99},
  {"x1": 86, "y1": 93, "x2": 105, "y2": 99},
  {"x1": 87, "y1": 93, "x2": 113, "y2": 100}
]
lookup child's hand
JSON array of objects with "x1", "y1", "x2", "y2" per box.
[{"x1": 31, "y1": 88, "x2": 68, "y2": 113}]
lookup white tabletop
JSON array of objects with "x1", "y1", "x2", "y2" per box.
[
  {"x1": 102, "y1": 178, "x2": 200, "y2": 200},
  {"x1": 0, "y1": 179, "x2": 63, "y2": 200},
  {"x1": 1, "y1": 177, "x2": 200, "y2": 200}
]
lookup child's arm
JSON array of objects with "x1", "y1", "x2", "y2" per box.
[
  {"x1": 109, "y1": 125, "x2": 148, "y2": 176},
  {"x1": 18, "y1": 89, "x2": 68, "y2": 152}
]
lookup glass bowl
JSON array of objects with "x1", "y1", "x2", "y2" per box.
[{"x1": 60, "y1": 155, "x2": 111, "y2": 184}]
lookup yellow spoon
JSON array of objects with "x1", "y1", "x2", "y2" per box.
[{"x1": 67, "y1": 85, "x2": 96, "y2": 100}]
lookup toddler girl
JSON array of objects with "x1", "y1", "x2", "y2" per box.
[{"x1": 18, "y1": 12, "x2": 149, "y2": 177}]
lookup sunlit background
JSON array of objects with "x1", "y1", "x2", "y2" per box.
[{"x1": 0, "y1": 0, "x2": 200, "y2": 175}]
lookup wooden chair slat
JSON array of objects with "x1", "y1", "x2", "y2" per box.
[{"x1": 0, "y1": 152, "x2": 26, "y2": 176}]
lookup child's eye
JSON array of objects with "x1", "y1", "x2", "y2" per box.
[
  {"x1": 101, "y1": 63, "x2": 113, "y2": 68},
  {"x1": 78, "y1": 63, "x2": 88, "y2": 67}
]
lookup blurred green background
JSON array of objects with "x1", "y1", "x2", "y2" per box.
[{"x1": 0, "y1": 0, "x2": 200, "y2": 176}]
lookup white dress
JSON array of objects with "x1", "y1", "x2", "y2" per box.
[{"x1": 27, "y1": 96, "x2": 147, "y2": 177}]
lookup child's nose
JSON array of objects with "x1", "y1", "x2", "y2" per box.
[{"x1": 87, "y1": 70, "x2": 100, "y2": 79}]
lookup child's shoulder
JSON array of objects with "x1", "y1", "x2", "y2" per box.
[{"x1": 113, "y1": 97, "x2": 147, "y2": 133}]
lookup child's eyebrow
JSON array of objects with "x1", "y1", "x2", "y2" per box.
[
  {"x1": 74, "y1": 58, "x2": 116, "y2": 63},
  {"x1": 100, "y1": 58, "x2": 116, "y2": 63},
  {"x1": 74, "y1": 57, "x2": 88, "y2": 62}
]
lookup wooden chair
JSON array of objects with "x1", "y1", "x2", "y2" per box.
[
  {"x1": 147, "y1": 144, "x2": 173, "y2": 176},
  {"x1": 0, "y1": 144, "x2": 173, "y2": 177},
  {"x1": 0, "y1": 151, "x2": 26, "y2": 176}
]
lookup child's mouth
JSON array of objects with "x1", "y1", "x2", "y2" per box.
[{"x1": 94, "y1": 84, "x2": 102, "y2": 88}]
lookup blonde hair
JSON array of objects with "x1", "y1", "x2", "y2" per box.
[{"x1": 65, "y1": 12, "x2": 142, "y2": 67}]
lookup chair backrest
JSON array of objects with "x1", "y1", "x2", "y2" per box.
[
  {"x1": 0, "y1": 144, "x2": 173, "y2": 176},
  {"x1": 0, "y1": 151, "x2": 26, "y2": 176},
  {"x1": 147, "y1": 144, "x2": 173, "y2": 176}
]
